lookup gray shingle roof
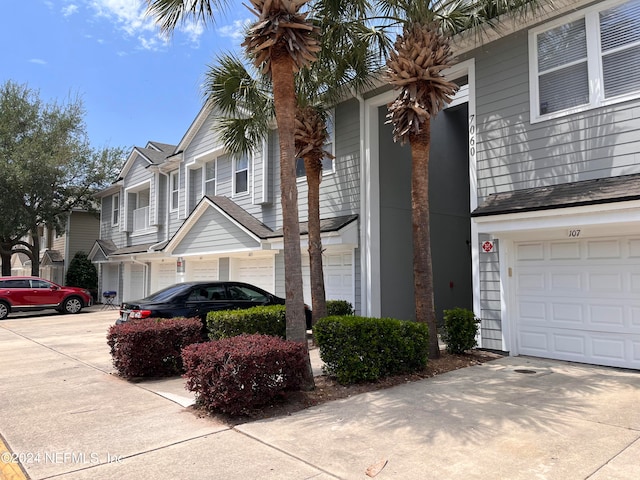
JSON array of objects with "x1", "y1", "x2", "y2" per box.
[
  {"x1": 206, "y1": 196, "x2": 358, "y2": 239},
  {"x1": 207, "y1": 196, "x2": 274, "y2": 238},
  {"x1": 471, "y1": 173, "x2": 640, "y2": 217}
]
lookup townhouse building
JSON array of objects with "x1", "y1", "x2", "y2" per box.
[{"x1": 92, "y1": 0, "x2": 640, "y2": 370}]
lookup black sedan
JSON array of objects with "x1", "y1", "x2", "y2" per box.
[{"x1": 117, "y1": 281, "x2": 312, "y2": 329}]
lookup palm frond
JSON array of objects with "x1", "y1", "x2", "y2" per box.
[{"x1": 145, "y1": 0, "x2": 228, "y2": 35}]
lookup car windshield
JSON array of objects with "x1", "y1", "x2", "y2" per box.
[{"x1": 141, "y1": 283, "x2": 192, "y2": 302}]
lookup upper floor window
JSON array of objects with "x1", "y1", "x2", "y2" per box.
[
  {"x1": 112, "y1": 193, "x2": 120, "y2": 226},
  {"x1": 530, "y1": 0, "x2": 640, "y2": 122},
  {"x1": 234, "y1": 155, "x2": 249, "y2": 195},
  {"x1": 170, "y1": 171, "x2": 179, "y2": 211},
  {"x1": 204, "y1": 160, "x2": 216, "y2": 197}
]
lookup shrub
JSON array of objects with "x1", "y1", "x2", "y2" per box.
[
  {"x1": 66, "y1": 251, "x2": 98, "y2": 300},
  {"x1": 206, "y1": 304, "x2": 286, "y2": 340},
  {"x1": 325, "y1": 300, "x2": 354, "y2": 317},
  {"x1": 107, "y1": 317, "x2": 203, "y2": 378},
  {"x1": 314, "y1": 316, "x2": 429, "y2": 384},
  {"x1": 182, "y1": 334, "x2": 307, "y2": 415},
  {"x1": 441, "y1": 308, "x2": 480, "y2": 354}
]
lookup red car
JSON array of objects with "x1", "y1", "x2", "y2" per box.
[{"x1": 0, "y1": 277, "x2": 93, "y2": 320}]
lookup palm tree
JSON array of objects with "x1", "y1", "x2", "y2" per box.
[
  {"x1": 378, "y1": 0, "x2": 539, "y2": 358},
  {"x1": 147, "y1": 0, "x2": 321, "y2": 388},
  {"x1": 204, "y1": 0, "x2": 384, "y2": 325}
]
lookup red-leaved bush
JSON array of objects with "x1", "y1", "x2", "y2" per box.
[
  {"x1": 107, "y1": 317, "x2": 203, "y2": 378},
  {"x1": 182, "y1": 334, "x2": 307, "y2": 415}
]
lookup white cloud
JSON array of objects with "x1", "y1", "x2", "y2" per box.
[
  {"x1": 217, "y1": 18, "x2": 251, "y2": 41},
  {"x1": 86, "y1": 0, "x2": 208, "y2": 51},
  {"x1": 62, "y1": 4, "x2": 79, "y2": 17},
  {"x1": 29, "y1": 59, "x2": 47, "y2": 65}
]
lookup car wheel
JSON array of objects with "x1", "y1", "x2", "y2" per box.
[
  {"x1": 62, "y1": 297, "x2": 83, "y2": 314},
  {"x1": 0, "y1": 302, "x2": 9, "y2": 320}
]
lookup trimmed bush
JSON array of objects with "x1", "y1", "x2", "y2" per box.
[
  {"x1": 107, "y1": 317, "x2": 203, "y2": 378},
  {"x1": 325, "y1": 300, "x2": 354, "y2": 317},
  {"x1": 66, "y1": 251, "x2": 98, "y2": 301},
  {"x1": 206, "y1": 304, "x2": 286, "y2": 340},
  {"x1": 441, "y1": 308, "x2": 480, "y2": 354},
  {"x1": 182, "y1": 334, "x2": 307, "y2": 415},
  {"x1": 314, "y1": 316, "x2": 429, "y2": 384}
]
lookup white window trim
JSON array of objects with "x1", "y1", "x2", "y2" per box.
[
  {"x1": 233, "y1": 155, "x2": 250, "y2": 197},
  {"x1": 203, "y1": 159, "x2": 217, "y2": 197},
  {"x1": 529, "y1": 0, "x2": 640, "y2": 124},
  {"x1": 112, "y1": 192, "x2": 120, "y2": 226},
  {"x1": 123, "y1": 180, "x2": 152, "y2": 233},
  {"x1": 169, "y1": 170, "x2": 179, "y2": 212}
]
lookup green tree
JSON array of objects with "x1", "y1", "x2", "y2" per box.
[
  {"x1": 0, "y1": 81, "x2": 125, "y2": 276},
  {"x1": 66, "y1": 251, "x2": 98, "y2": 293},
  {"x1": 379, "y1": 0, "x2": 539, "y2": 358}
]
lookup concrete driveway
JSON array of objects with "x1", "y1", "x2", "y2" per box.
[{"x1": 1, "y1": 308, "x2": 639, "y2": 479}]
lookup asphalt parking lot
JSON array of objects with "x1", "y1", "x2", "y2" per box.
[{"x1": 2, "y1": 307, "x2": 640, "y2": 479}]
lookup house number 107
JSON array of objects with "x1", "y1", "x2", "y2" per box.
[{"x1": 568, "y1": 229, "x2": 581, "y2": 238}]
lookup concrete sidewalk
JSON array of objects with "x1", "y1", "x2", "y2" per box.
[{"x1": 1, "y1": 309, "x2": 640, "y2": 479}]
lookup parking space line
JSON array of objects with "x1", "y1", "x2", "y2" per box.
[{"x1": 0, "y1": 435, "x2": 28, "y2": 480}]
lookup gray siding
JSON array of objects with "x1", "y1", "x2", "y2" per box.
[
  {"x1": 297, "y1": 99, "x2": 362, "y2": 222},
  {"x1": 354, "y1": 247, "x2": 361, "y2": 316},
  {"x1": 100, "y1": 193, "x2": 127, "y2": 247},
  {"x1": 172, "y1": 208, "x2": 260, "y2": 255},
  {"x1": 474, "y1": 30, "x2": 640, "y2": 202},
  {"x1": 478, "y1": 236, "x2": 502, "y2": 350}
]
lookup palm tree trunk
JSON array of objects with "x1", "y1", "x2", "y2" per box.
[
  {"x1": 411, "y1": 121, "x2": 439, "y2": 359},
  {"x1": 271, "y1": 53, "x2": 314, "y2": 389},
  {"x1": 305, "y1": 157, "x2": 327, "y2": 324}
]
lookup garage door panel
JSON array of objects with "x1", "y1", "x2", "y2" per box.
[
  {"x1": 549, "y1": 241, "x2": 580, "y2": 260},
  {"x1": 515, "y1": 235, "x2": 640, "y2": 370}
]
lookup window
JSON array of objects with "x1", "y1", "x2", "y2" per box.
[
  {"x1": 295, "y1": 156, "x2": 335, "y2": 179},
  {"x1": 112, "y1": 193, "x2": 120, "y2": 226},
  {"x1": 530, "y1": 0, "x2": 640, "y2": 121},
  {"x1": 170, "y1": 171, "x2": 179, "y2": 211},
  {"x1": 204, "y1": 160, "x2": 216, "y2": 197},
  {"x1": 234, "y1": 155, "x2": 249, "y2": 195}
]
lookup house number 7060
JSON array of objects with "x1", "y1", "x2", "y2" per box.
[{"x1": 568, "y1": 229, "x2": 581, "y2": 238}]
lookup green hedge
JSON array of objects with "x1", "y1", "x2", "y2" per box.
[
  {"x1": 442, "y1": 307, "x2": 480, "y2": 354},
  {"x1": 206, "y1": 304, "x2": 286, "y2": 340},
  {"x1": 314, "y1": 316, "x2": 429, "y2": 384},
  {"x1": 325, "y1": 300, "x2": 354, "y2": 316}
]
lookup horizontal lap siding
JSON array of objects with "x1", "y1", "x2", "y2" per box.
[
  {"x1": 172, "y1": 208, "x2": 260, "y2": 255},
  {"x1": 475, "y1": 31, "x2": 640, "y2": 203},
  {"x1": 479, "y1": 235, "x2": 502, "y2": 350}
]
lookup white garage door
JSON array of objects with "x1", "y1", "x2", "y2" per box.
[
  {"x1": 231, "y1": 257, "x2": 274, "y2": 293},
  {"x1": 302, "y1": 250, "x2": 354, "y2": 306},
  {"x1": 151, "y1": 261, "x2": 176, "y2": 293},
  {"x1": 514, "y1": 236, "x2": 640, "y2": 369},
  {"x1": 187, "y1": 260, "x2": 219, "y2": 281}
]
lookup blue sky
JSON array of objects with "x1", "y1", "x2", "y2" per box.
[{"x1": 1, "y1": 1, "x2": 250, "y2": 151}]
